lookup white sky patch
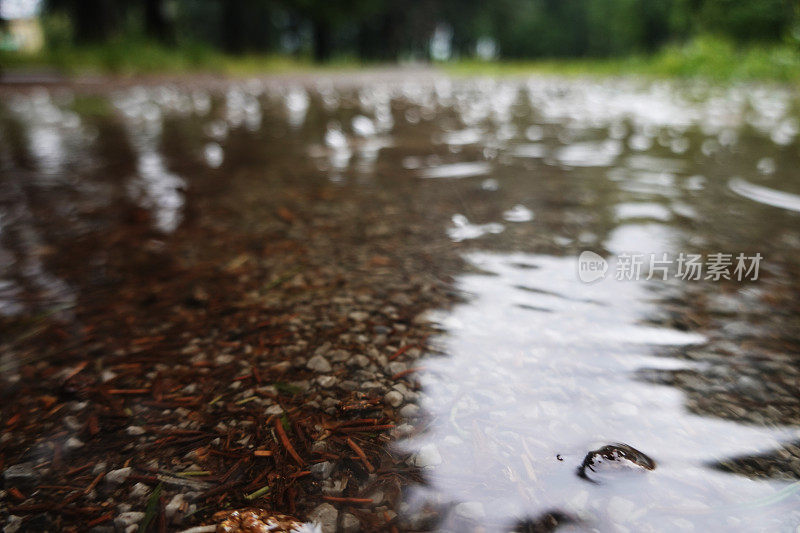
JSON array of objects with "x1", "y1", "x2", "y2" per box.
[{"x1": 0, "y1": 0, "x2": 42, "y2": 19}]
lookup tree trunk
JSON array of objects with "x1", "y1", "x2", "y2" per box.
[
  {"x1": 312, "y1": 19, "x2": 332, "y2": 62},
  {"x1": 73, "y1": 0, "x2": 119, "y2": 43},
  {"x1": 144, "y1": 0, "x2": 173, "y2": 44},
  {"x1": 221, "y1": 0, "x2": 246, "y2": 54},
  {"x1": 358, "y1": 12, "x2": 401, "y2": 61}
]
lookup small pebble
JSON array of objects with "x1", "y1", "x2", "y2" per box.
[
  {"x1": 3, "y1": 462, "x2": 38, "y2": 483},
  {"x1": 308, "y1": 503, "x2": 338, "y2": 533},
  {"x1": 399, "y1": 404, "x2": 420, "y2": 418},
  {"x1": 384, "y1": 390, "x2": 403, "y2": 407},
  {"x1": 129, "y1": 482, "x2": 149, "y2": 499},
  {"x1": 165, "y1": 493, "x2": 186, "y2": 523},
  {"x1": 306, "y1": 354, "x2": 332, "y2": 373},
  {"x1": 106, "y1": 467, "x2": 132, "y2": 485},
  {"x1": 414, "y1": 443, "x2": 442, "y2": 468},
  {"x1": 310, "y1": 461, "x2": 334, "y2": 480},
  {"x1": 341, "y1": 513, "x2": 360, "y2": 533},
  {"x1": 317, "y1": 375, "x2": 337, "y2": 388},
  {"x1": 114, "y1": 511, "x2": 145, "y2": 529}
]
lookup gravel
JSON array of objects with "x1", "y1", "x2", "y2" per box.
[
  {"x1": 306, "y1": 354, "x2": 333, "y2": 373},
  {"x1": 310, "y1": 461, "x2": 334, "y2": 480},
  {"x1": 105, "y1": 467, "x2": 132, "y2": 485},
  {"x1": 308, "y1": 503, "x2": 338, "y2": 533},
  {"x1": 3, "y1": 462, "x2": 38, "y2": 483},
  {"x1": 384, "y1": 390, "x2": 404, "y2": 407},
  {"x1": 341, "y1": 512, "x2": 361, "y2": 533},
  {"x1": 413, "y1": 443, "x2": 443, "y2": 468}
]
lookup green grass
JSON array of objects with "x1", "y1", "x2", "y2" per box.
[
  {"x1": 2, "y1": 35, "x2": 800, "y2": 83},
  {"x1": 446, "y1": 36, "x2": 800, "y2": 83},
  {"x1": 0, "y1": 37, "x2": 356, "y2": 77}
]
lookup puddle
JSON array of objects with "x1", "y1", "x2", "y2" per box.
[
  {"x1": 2, "y1": 75, "x2": 800, "y2": 531},
  {"x1": 401, "y1": 253, "x2": 800, "y2": 531}
]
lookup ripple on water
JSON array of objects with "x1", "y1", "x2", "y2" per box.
[
  {"x1": 554, "y1": 140, "x2": 622, "y2": 167},
  {"x1": 446, "y1": 214, "x2": 504, "y2": 242},
  {"x1": 728, "y1": 178, "x2": 800, "y2": 213},
  {"x1": 614, "y1": 202, "x2": 672, "y2": 222},
  {"x1": 420, "y1": 161, "x2": 492, "y2": 179},
  {"x1": 510, "y1": 143, "x2": 547, "y2": 159}
]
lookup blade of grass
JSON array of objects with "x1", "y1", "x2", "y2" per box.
[{"x1": 139, "y1": 482, "x2": 162, "y2": 533}]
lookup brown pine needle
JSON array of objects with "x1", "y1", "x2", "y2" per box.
[
  {"x1": 84, "y1": 472, "x2": 104, "y2": 494},
  {"x1": 346, "y1": 437, "x2": 375, "y2": 473},
  {"x1": 390, "y1": 367, "x2": 424, "y2": 380},
  {"x1": 323, "y1": 496, "x2": 374, "y2": 504},
  {"x1": 274, "y1": 419, "x2": 304, "y2": 466}
]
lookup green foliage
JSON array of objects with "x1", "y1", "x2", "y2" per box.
[
  {"x1": 650, "y1": 35, "x2": 800, "y2": 81},
  {"x1": 2, "y1": 0, "x2": 798, "y2": 77},
  {"x1": 696, "y1": 0, "x2": 794, "y2": 42},
  {"x1": 0, "y1": 37, "x2": 322, "y2": 75},
  {"x1": 447, "y1": 36, "x2": 800, "y2": 83}
]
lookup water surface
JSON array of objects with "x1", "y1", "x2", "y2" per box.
[{"x1": 2, "y1": 76, "x2": 800, "y2": 531}]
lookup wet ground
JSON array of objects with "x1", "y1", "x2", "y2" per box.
[{"x1": 1, "y1": 73, "x2": 800, "y2": 532}]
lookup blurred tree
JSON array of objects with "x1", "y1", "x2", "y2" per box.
[
  {"x1": 356, "y1": 0, "x2": 439, "y2": 60},
  {"x1": 290, "y1": 0, "x2": 384, "y2": 61},
  {"x1": 46, "y1": 0, "x2": 128, "y2": 43},
  {"x1": 639, "y1": 0, "x2": 675, "y2": 51},
  {"x1": 220, "y1": 0, "x2": 248, "y2": 53},
  {"x1": 696, "y1": 0, "x2": 794, "y2": 42},
  {"x1": 209, "y1": 0, "x2": 284, "y2": 54},
  {"x1": 40, "y1": 0, "x2": 800, "y2": 60},
  {"x1": 144, "y1": 0, "x2": 173, "y2": 44}
]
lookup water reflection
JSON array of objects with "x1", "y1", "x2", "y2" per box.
[
  {"x1": 401, "y1": 253, "x2": 800, "y2": 531},
  {"x1": 0, "y1": 90, "x2": 88, "y2": 319},
  {"x1": 420, "y1": 161, "x2": 492, "y2": 179},
  {"x1": 388, "y1": 77, "x2": 800, "y2": 531},
  {"x1": 114, "y1": 88, "x2": 187, "y2": 233},
  {"x1": 728, "y1": 178, "x2": 800, "y2": 213},
  {"x1": 447, "y1": 214, "x2": 505, "y2": 242},
  {"x1": 1, "y1": 75, "x2": 800, "y2": 531},
  {"x1": 6, "y1": 89, "x2": 89, "y2": 178}
]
